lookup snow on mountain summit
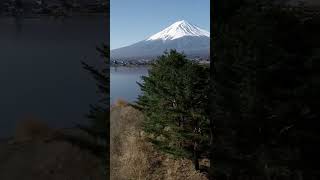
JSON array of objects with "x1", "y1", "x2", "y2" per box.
[
  {"x1": 146, "y1": 20, "x2": 210, "y2": 41},
  {"x1": 111, "y1": 20, "x2": 210, "y2": 60}
]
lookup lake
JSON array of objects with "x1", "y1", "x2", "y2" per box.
[
  {"x1": 110, "y1": 66, "x2": 149, "y2": 104},
  {"x1": 0, "y1": 15, "x2": 108, "y2": 137}
]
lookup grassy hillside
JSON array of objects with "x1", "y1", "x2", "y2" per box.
[
  {"x1": 110, "y1": 100, "x2": 208, "y2": 180},
  {"x1": 0, "y1": 117, "x2": 106, "y2": 180}
]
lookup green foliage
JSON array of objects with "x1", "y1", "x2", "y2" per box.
[
  {"x1": 136, "y1": 50, "x2": 210, "y2": 169},
  {"x1": 212, "y1": 1, "x2": 320, "y2": 179},
  {"x1": 80, "y1": 44, "x2": 109, "y2": 177},
  {"x1": 81, "y1": 44, "x2": 109, "y2": 140}
]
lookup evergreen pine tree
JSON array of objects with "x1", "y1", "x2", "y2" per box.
[
  {"x1": 80, "y1": 44, "x2": 109, "y2": 177},
  {"x1": 81, "y1": 44, "x2": 109, "y2": 141},
  {"x1": 136, "y1": 50, "x2": 210, "y2": 170}
]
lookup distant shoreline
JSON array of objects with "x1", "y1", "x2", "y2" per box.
[
  {"x1": 110, "y1": 60, "x2": 210, "y2": 67},
  {"x1": 0, "y1": 12, "x2": 107, "y2": 19},
  {"x1": 110, "y1": 64, "x2": 151, "y2": 68}
]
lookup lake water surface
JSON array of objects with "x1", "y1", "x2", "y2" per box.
[
  {"x1": 0, "y1": 15, "x2": 108, "y2": 137},
  {"x1": 110, "y1": 66, "x2": 149, "y2": 104}
]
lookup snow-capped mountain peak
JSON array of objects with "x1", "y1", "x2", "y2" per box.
[
  {"x1": 146, "y1": 20, "x2": 210, "y2": 41},
  {"x1": 111, "y1": 20, "x2": 210, "y2": 60}
]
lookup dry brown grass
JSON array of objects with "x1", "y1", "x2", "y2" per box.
[
  {"x1": 110, "y1": 103, "x2": 208, "y2": 180},
  {"x1": 14, "y1": 115, "x2": 52, "y2": 142},
  {"x1": 113, "y1": 99, "x2": 129, "y2": 108},
  {"x1": 0, "y1": 116, "x2": 105, "y2": 180}
]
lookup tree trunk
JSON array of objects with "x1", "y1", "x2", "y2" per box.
[
  {"x1": 192, "y1": 112, "x2": 200, "y2": 171},
  {"x1": 193, "y1": 142, "x2": 200, "y2": 170},
  {"x1": 193, "y1": 150, "x2": 200, "y2": 171}
]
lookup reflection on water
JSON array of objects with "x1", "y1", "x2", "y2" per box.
[
  {"x1": 14, "y1": 16, "x2": 22, "y2": 37},
  {"x1": 110, "y1": 66, "x2": 149, "y2": 104},
  {"x1": 0, "y1": 15, "x2": 108, "y2": 137}
]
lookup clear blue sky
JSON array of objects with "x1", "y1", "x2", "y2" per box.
[{"x1": 110, "y1": 0, "x2": 210, "y2": 49}]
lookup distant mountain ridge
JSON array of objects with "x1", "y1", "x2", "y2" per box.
[{"x1": 111, "y1": 20, "x2": 210, "y2": 60}]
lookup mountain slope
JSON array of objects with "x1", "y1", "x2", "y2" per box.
[
  {"x1": 111, "y1": 20, "x2": 210, "y2": 60},
  {"x1": 146, "y1": 20, "x2": 209, "y2": 41}
]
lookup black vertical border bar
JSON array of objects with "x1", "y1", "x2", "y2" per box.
[
  {"x1": 209, "y1": 0, "x2": 214, "y2": 179},
  {"x1": 105, "y1": 0, "x2": 110, "y2": 179}
]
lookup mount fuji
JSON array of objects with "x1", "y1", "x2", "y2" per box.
[{"x1": 111, "y1": 20, "x2": 210, "y2": 60}]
